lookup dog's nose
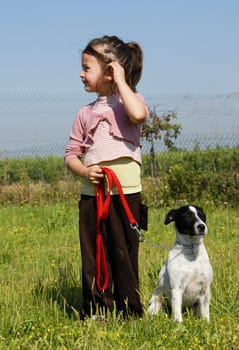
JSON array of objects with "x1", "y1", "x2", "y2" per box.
[{"x1": 197, "y1": 224, "x2": 205, "y2": 233}]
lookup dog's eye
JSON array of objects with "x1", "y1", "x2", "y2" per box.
[
  {"x1": 181, "y1": 213, "x2": 194, "y2": 225},
  {"x1": 199, "y1": 214, "x2": 206, "y2": 223},
  {"x1": 182, "y1": 213, "x2": 191, "y2": 219}
]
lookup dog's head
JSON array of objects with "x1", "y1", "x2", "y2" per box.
[{"x1": 164, "y1": 205, "x2": 208, "y2": 236}]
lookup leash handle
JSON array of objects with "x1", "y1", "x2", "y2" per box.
[
  {"x1": 95, "y1": 178, "x2": 108, "y2": 293},
  {"x1": 100, "y1": 167, "x2": 136, "y2": 225},
  {"x1": 95, "y1": 234, "x2": 108, "y2": 292}
]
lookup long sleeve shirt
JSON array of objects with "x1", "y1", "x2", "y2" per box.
[{"x1": 64, "y1": 93, "x2": 148, "y2": 166}]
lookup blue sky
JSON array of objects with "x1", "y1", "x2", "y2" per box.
[{"x1": 1, "y1": 0, "x2": 239, "y2": 98}]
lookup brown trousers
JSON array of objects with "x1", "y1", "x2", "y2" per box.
[{"x1": 79, "y1": 193, "x2": 143, "y2": 317}]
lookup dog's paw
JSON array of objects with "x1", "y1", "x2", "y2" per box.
[
  {"x1": 173, "y1": 313, "x2": 183, "y2": 323},
  {"x1": 147, "y1": 295, "x2": 163, "y2": 316}
]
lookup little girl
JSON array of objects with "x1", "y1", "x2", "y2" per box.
[{"x1": 65, "y1": 35, "x2": 148, "y2": 318}]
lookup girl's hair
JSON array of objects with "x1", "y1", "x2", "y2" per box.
[{"x1": 83, "y1": 35, "x2": 143, "y2": 92}]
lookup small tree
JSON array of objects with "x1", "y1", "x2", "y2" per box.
[{"x1": 141, "y1": 106, "x2": 181, "y2": 177}]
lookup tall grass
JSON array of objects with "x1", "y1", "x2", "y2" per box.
[{"x1": 1, "y1": 203, "x2": 239, "y2": 349}]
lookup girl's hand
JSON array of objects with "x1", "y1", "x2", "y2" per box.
[
  {"x1": 107, "y1": 61, "x2": 126, "y2": 87},
  {"x1": 107, "y1": 61, "x2": 147, "y2": 124},
  {"x1": 85, "y1": 165, "x2": 104, "y2": 185}
]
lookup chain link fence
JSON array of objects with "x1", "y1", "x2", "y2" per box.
[{"x1": 0, "y1": 93, "x2": 239, "y2": 159}]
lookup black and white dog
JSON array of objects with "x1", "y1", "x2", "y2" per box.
[{"x1": 147, "y1": 205, "x2": 213, "y2": 322}]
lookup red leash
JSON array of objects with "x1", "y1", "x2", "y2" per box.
[{"x1": 95, "y1": 167, "x2": 143, "y2": 293}]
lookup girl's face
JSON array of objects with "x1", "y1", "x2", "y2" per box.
[{"x1": 80, "y1": 52, "x2": 106, "y2": 95}]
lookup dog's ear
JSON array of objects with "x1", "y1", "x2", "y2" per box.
[{"x1": 164, "y1": 209, "x2": 177, "y2": 225}]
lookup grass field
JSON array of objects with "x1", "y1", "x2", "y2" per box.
[{"x1": 0, "y1": 203, "x2": 239, "y2": 349}]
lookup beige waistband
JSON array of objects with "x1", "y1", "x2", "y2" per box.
[{"x1": 81, "y1": 158, "x2": 142, "y2": 196}]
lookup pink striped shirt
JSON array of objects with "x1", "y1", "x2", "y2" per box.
[{"x1": 64, "y1": 93, "x2": 148, "y2": 166}]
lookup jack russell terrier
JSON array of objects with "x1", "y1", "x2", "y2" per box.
[{"x1": 147, "y1": 205, "x2": 213, "y2": 322}]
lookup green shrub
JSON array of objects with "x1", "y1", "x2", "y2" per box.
[
  {"x1": 142, "y1": 147, "x2": 239, "y2": 207},
  {"x1": 166, "y1": 148, "x2": 239, "y2": 205},
  {"x1": 0, "y1": 156, "x2": 72, "y2": 185}
]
